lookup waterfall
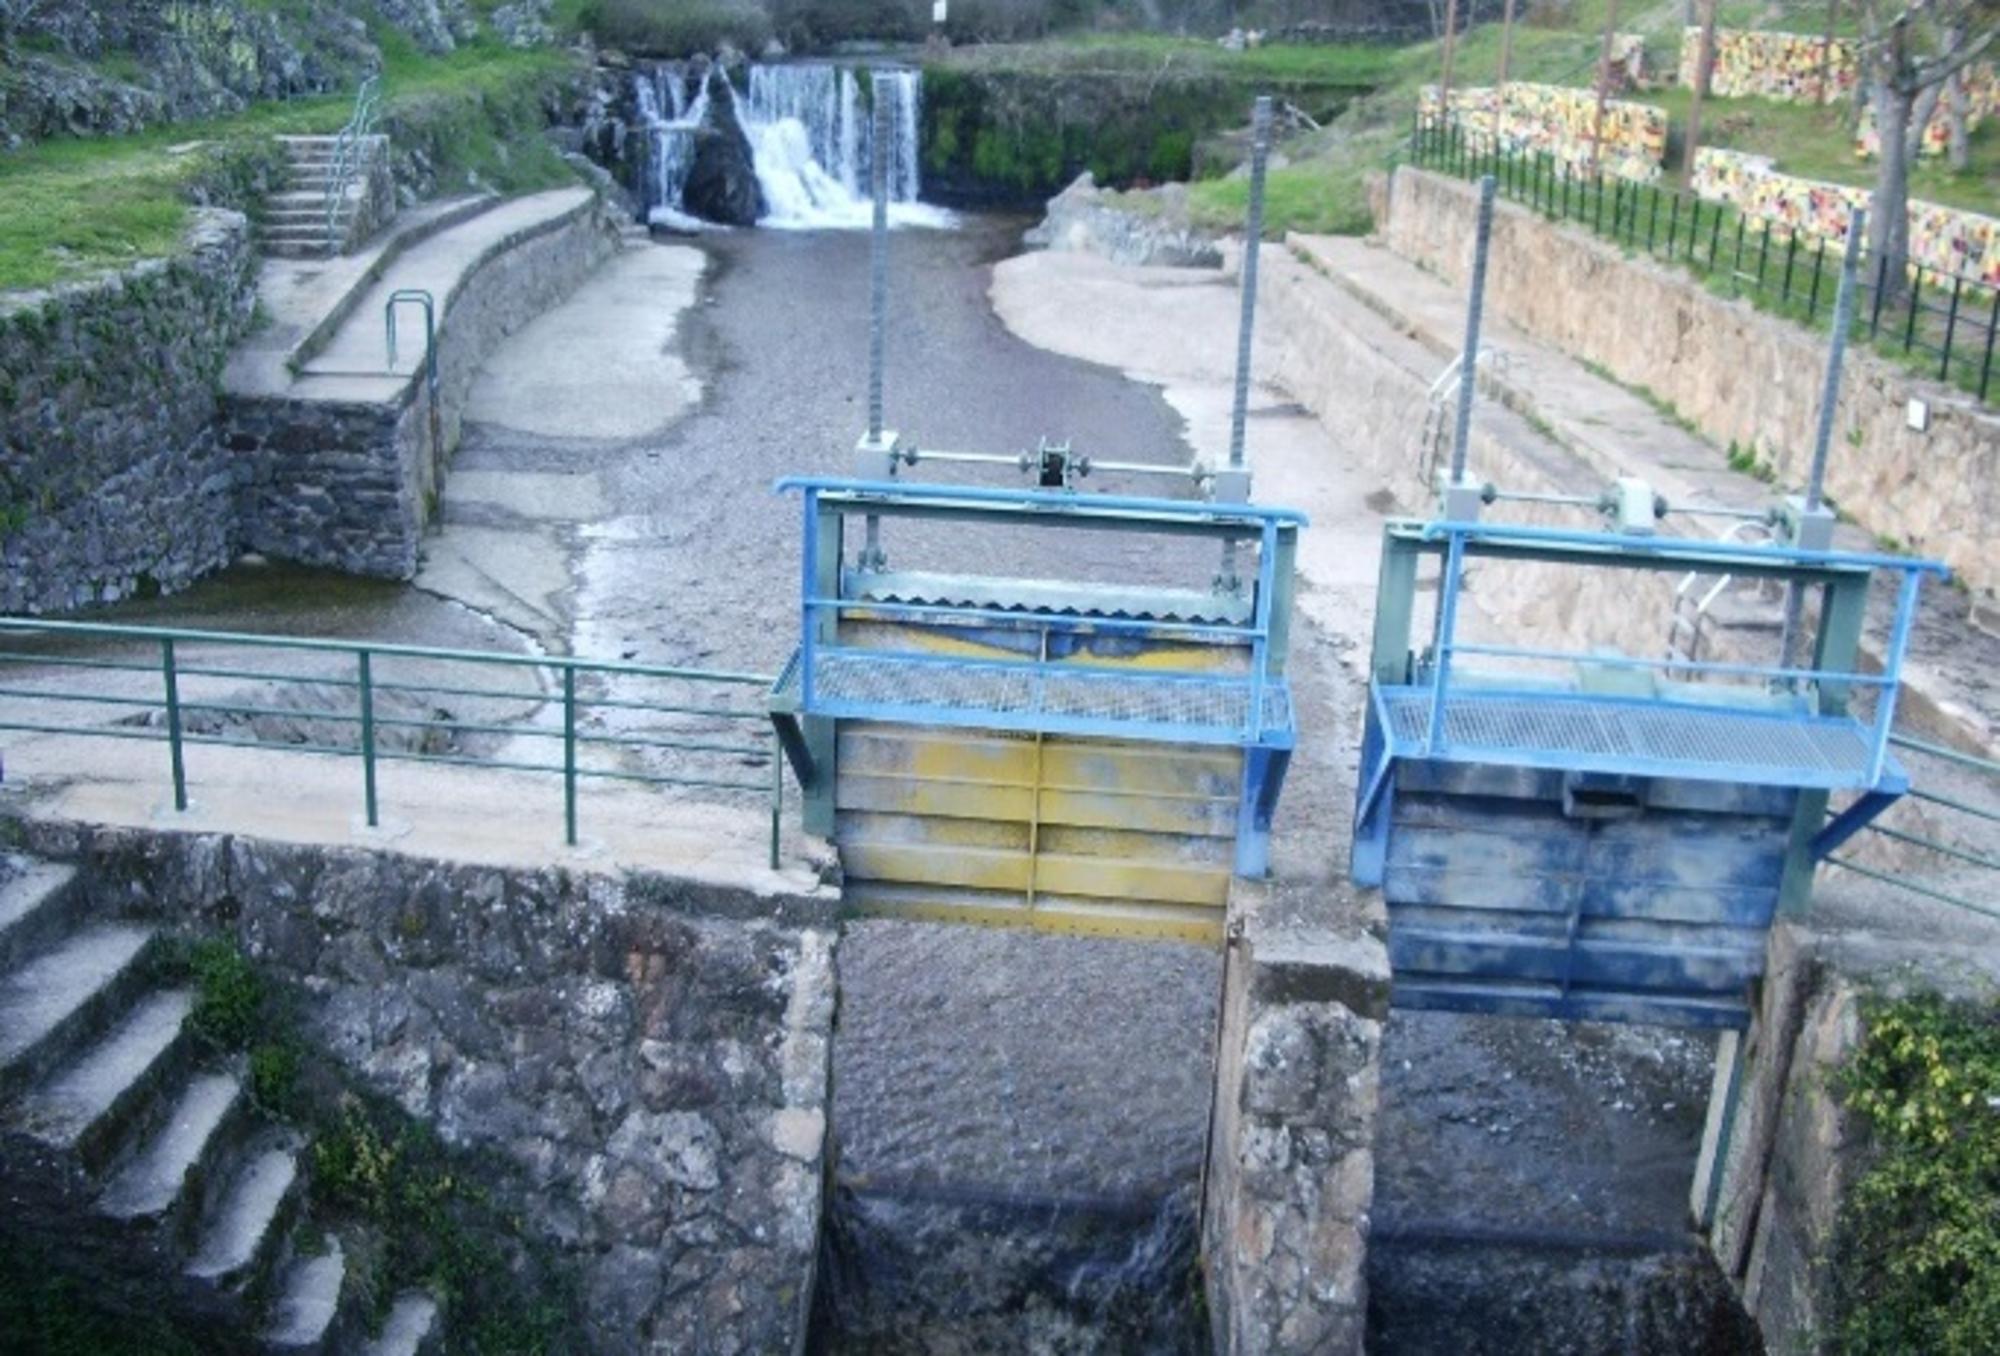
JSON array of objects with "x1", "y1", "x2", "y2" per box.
[
  {"x1": 636, "y1": 65, "x2": 711, "y2": 223},
  {"x1": 737, "y1": 64, "x2": 950, "y2": 231},
  {"x1": 634, "y1": 61, "x2": 950, "y2": 231}
]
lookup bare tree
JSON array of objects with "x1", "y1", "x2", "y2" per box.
[{"x1": 1858, "y1": 0, "x2": 1998, "y2": 292}]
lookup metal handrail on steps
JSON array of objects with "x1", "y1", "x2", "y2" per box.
[{"x1": 323, "y1": 75, "x2": 382, "y2": 252}]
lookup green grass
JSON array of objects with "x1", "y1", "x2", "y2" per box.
[
  {"x1": 937, "y1": 30, "x2": 1400, "y2": 86},
  {"x1": 0, "y1": 41, "x2": 577, "y2": 292}
]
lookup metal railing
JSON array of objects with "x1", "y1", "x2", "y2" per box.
[
  {"x1": 1407, "y1": 120, "x2": 2000, "y2": 404},
  {"x1": 1401, "y1": 520, "x2": 1945, "y2": 784},
  {"x1": 1824, "y1": 733, "x2": 2000, "y2": 920},
  {"x1": 781, "y1": 478, "x2": 1304, "y2": 747},
  {"x1": 0, "y1": 619, "x2": 784, "y2": 867},
  {"x1": 324, "y1": 75, "x2": 382, "y2": 250}
]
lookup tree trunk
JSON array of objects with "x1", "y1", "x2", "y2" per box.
[
  {"x1": 1946, "y1": 67, "x2": 1970, "y2": 170},
  {"x1": 1683, "y1": 0, "x2": 1718, "y2": 184},
  {"x1": 1870, "y1": 78, "x2": 1915, "y2": 298}
]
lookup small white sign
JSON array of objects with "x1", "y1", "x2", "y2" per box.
[
  {"x1": 1906, "y1": 397, "x2": 1930, "y2": 432},
  {"x1": 933, "y1": 0, "x2": 947, "y2": 21}
]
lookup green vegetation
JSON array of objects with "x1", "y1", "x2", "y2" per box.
[
  {"x1": 1836, "y1": 993, "x2": 2000, "y2": 1355},
  {"x1": 922, "y1": 39, "x2": 1384, "y2": 201},
  {"x1": 0, "y1": 1252, "x2": 207, "y2": 1356},
  {"x1": 0, "y1": 39, "x2": 578, "y2": 292},
  {"x1": 576, "y1": 0, "x2": 773, "y2": 55},
  {"x1": 156, "y1": 935, "x2": 576, "y2": 1349}
]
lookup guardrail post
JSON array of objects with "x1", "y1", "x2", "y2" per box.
[
  {"x1": 358, "y1": 649, "x2": 378, "y2": 829},
  {"x1": 161, "y1": 638, "x2": 187, "y2": 813},
  {"x1": 1981, "y1": 288, "x2": 1998, "y2": 403},
  {"x1": 1940, "y1": 276, "x2": 1962, "y2": 382},
  {"x1": 770, "y1": 729, "x2": 782, "y2": 871},
  {"x1": 562, "y1": 664, "x2": 578, "y2": 848}
]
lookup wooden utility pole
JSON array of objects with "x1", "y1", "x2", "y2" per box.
[
  {"x1": 1589, "y1": 0, "x2": 1621, "y2": 173},
  {"x1": 1684, "y1": 0, "x2": 1718, "y2": 184}
]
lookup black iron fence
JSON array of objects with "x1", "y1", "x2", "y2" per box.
[{"x1": 1407, "y1": 120, "x2": 2000, "y2": 404}]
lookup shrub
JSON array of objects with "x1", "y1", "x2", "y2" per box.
[
  {"x1": 1836, "y1": 993, "x2": 2000, "y2": 1356},
  {"x1": 578, "y1": 0, "x2": 774, "y2": 54}
]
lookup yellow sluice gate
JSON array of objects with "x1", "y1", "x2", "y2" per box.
[
  {"x1": 837, "y1": 724, "x2": 1242, "y2": 943},
  {"x1": 769, "y1": 479, "x2": 1305, "y2": 947}
]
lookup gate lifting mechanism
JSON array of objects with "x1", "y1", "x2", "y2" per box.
[
  {"x1": 766, "y1": 95, "x2": 1301, "y2": 943},
  {"x1": 1354, "y1": 185, "x2": 1949, "y2": 1028}
]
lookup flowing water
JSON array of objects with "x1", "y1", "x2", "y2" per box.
[{"x1": 636, "y1": 61, "x2": 951, "y2": 230}]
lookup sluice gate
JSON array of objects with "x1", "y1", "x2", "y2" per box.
[
  {"x1": 1352, "y1": 517, "x2": 1946, "y2": 1027},
  {"x1": 770, "y1": 480, "x2": 1302, "y2": 943}
]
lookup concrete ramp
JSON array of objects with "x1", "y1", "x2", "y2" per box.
[{"x1": 836, "y1": 724, "x2": 1240, "y2": 943}]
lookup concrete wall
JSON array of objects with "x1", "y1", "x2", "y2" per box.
[
  {"x1": 1202, "y1": 882, "x2": 1389, "y2": 1354},
  {"x1": 1382, "y1": 166, "x2": 2000, "y2": 599},
  {"x1": 0, "y1": 209, "x2": 257, "y2": 613},
  {"x1": 20, "y1": 817, "x2": 835, "y2": 1356},
  {"x1": 227, "y1": 194, "x2": 618, "y2": 577}
]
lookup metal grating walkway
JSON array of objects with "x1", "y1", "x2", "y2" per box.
[
  {"x1": 1379, "y1": 686, "x2": 1887, "y2": 790},
  {"x1": 784, "y1": 648, "x2": 1293, "y2": 746}
]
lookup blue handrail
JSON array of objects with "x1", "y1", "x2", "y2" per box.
[
  {"x1": 776, "y1": 476, "x2": 1311, "y2": 527},
  {"x1": 783, "y1": 479, "x2": 1296, "y2": 746},
  {"x1": 1406, "y1": 519, "x2": 1946, "y2": 790}
]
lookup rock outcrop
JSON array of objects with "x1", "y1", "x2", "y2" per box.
[
  {"x1": 1025, "y1": 173, "x2": 1223, "y2": 268},
  {"x1": 682, "y1": 78, "x2": 766, "y2": 227}
]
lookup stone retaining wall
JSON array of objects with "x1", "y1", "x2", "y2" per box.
[
  {"x1": 0, "y1": 210, "x2": 257, "y2": 614},
  {"x1": 228, "y1": 195, "x2": 619, "y2": 577},
  {"x1": 1382, "y1": 166, "x2": 2000, "y2": 599},
  {"x1": 18, "y1": 818, "x2": 835, "y2": 1356}
]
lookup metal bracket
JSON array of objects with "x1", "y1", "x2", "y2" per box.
[{"x1": 1810, "y1": 780, "x2": 1907, "y2": 860}]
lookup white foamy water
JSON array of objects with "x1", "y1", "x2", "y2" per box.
[{"x1": 737, "y1": 64, "x2": 953, "y2": 231}]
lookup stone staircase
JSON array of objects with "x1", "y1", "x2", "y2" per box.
[
  {"x1": 0, "y1": 853, "x2": 440, "y2": 1355},
  {"x1": 265, "y1": 136, "x2": 385, "y2": 260}
]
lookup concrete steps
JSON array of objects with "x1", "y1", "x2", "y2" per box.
[
  {"x1": 0, "y1": 852, "x2": 445, "y2": 1354},
  {"x1": 264, "y1": 132, "x2": 386, "y2": 260}
]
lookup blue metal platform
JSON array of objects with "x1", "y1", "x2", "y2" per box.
[
  {"x1": 1352, "y1": 517, "x2": 1949, "y2": 1028},
  {"x1": 775, "y1": 647, "x2": 1293, "y2": 747},
  {"x1": 1374, "y1": 686, "x2": 1898, "y2": 793}
]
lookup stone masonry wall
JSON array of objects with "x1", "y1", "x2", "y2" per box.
[
  {"x1": 1697, "y1": 922, "x2": 2000, "y2": 1352},
  {"x1": 0, "y1": 209, "x2": 257, "y2": 613},
  {"x1": 1382, "y1": 166, "x2": 2000, "y2": 599},
  {"x1": 1203, "y1": 883, "x2": 1390, "y2": 1355},
  {"x1": 228, "y1": 195, "x2": 618, "y2": 577},
  {"x1": 19, "y1": 818, "x2": 835, "y2": 1356}
]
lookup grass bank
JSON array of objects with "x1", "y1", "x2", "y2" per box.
[{"x1": 0, "y1": 37, "x2": 580, "y2": 293}]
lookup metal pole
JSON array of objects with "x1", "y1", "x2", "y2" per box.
[
  {"x1": 1779, "y1": 205, "x2": 1865, "y2": 674},
  {"x1": 359, "y1": 649, "x2": 378, "y2": 829},
  {"x1": 1497, "y1": 0, "x2": 1518, "y2": 87},
  {"x1": 1228, "y1": 96, "x2": 1273, "y2": 473},
  {"x1": 770, "y1": 729, "x2": 782, "y2": 871},
  {"x1": 1805, "y1": 206, "x2": 1864, "y2": 511},
  {"x1": 868, "y1": 88, "x2": 890, "y2": 439},
  {"x1": 863, "y1": 80, "x2": 892, "y2": 569},
  {"x1": 161, "y1": 638, "x2": 187, "y2": 813},
  {"x1": 1219, "y1": 96, "x2": 1272, "y2": 595},
  {"x1": 1449, "y1": 175, "x2": 1499, "y2": 484},
  {"x1": 562, "y1": 663, "x2": 578, "y2": 847}
]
